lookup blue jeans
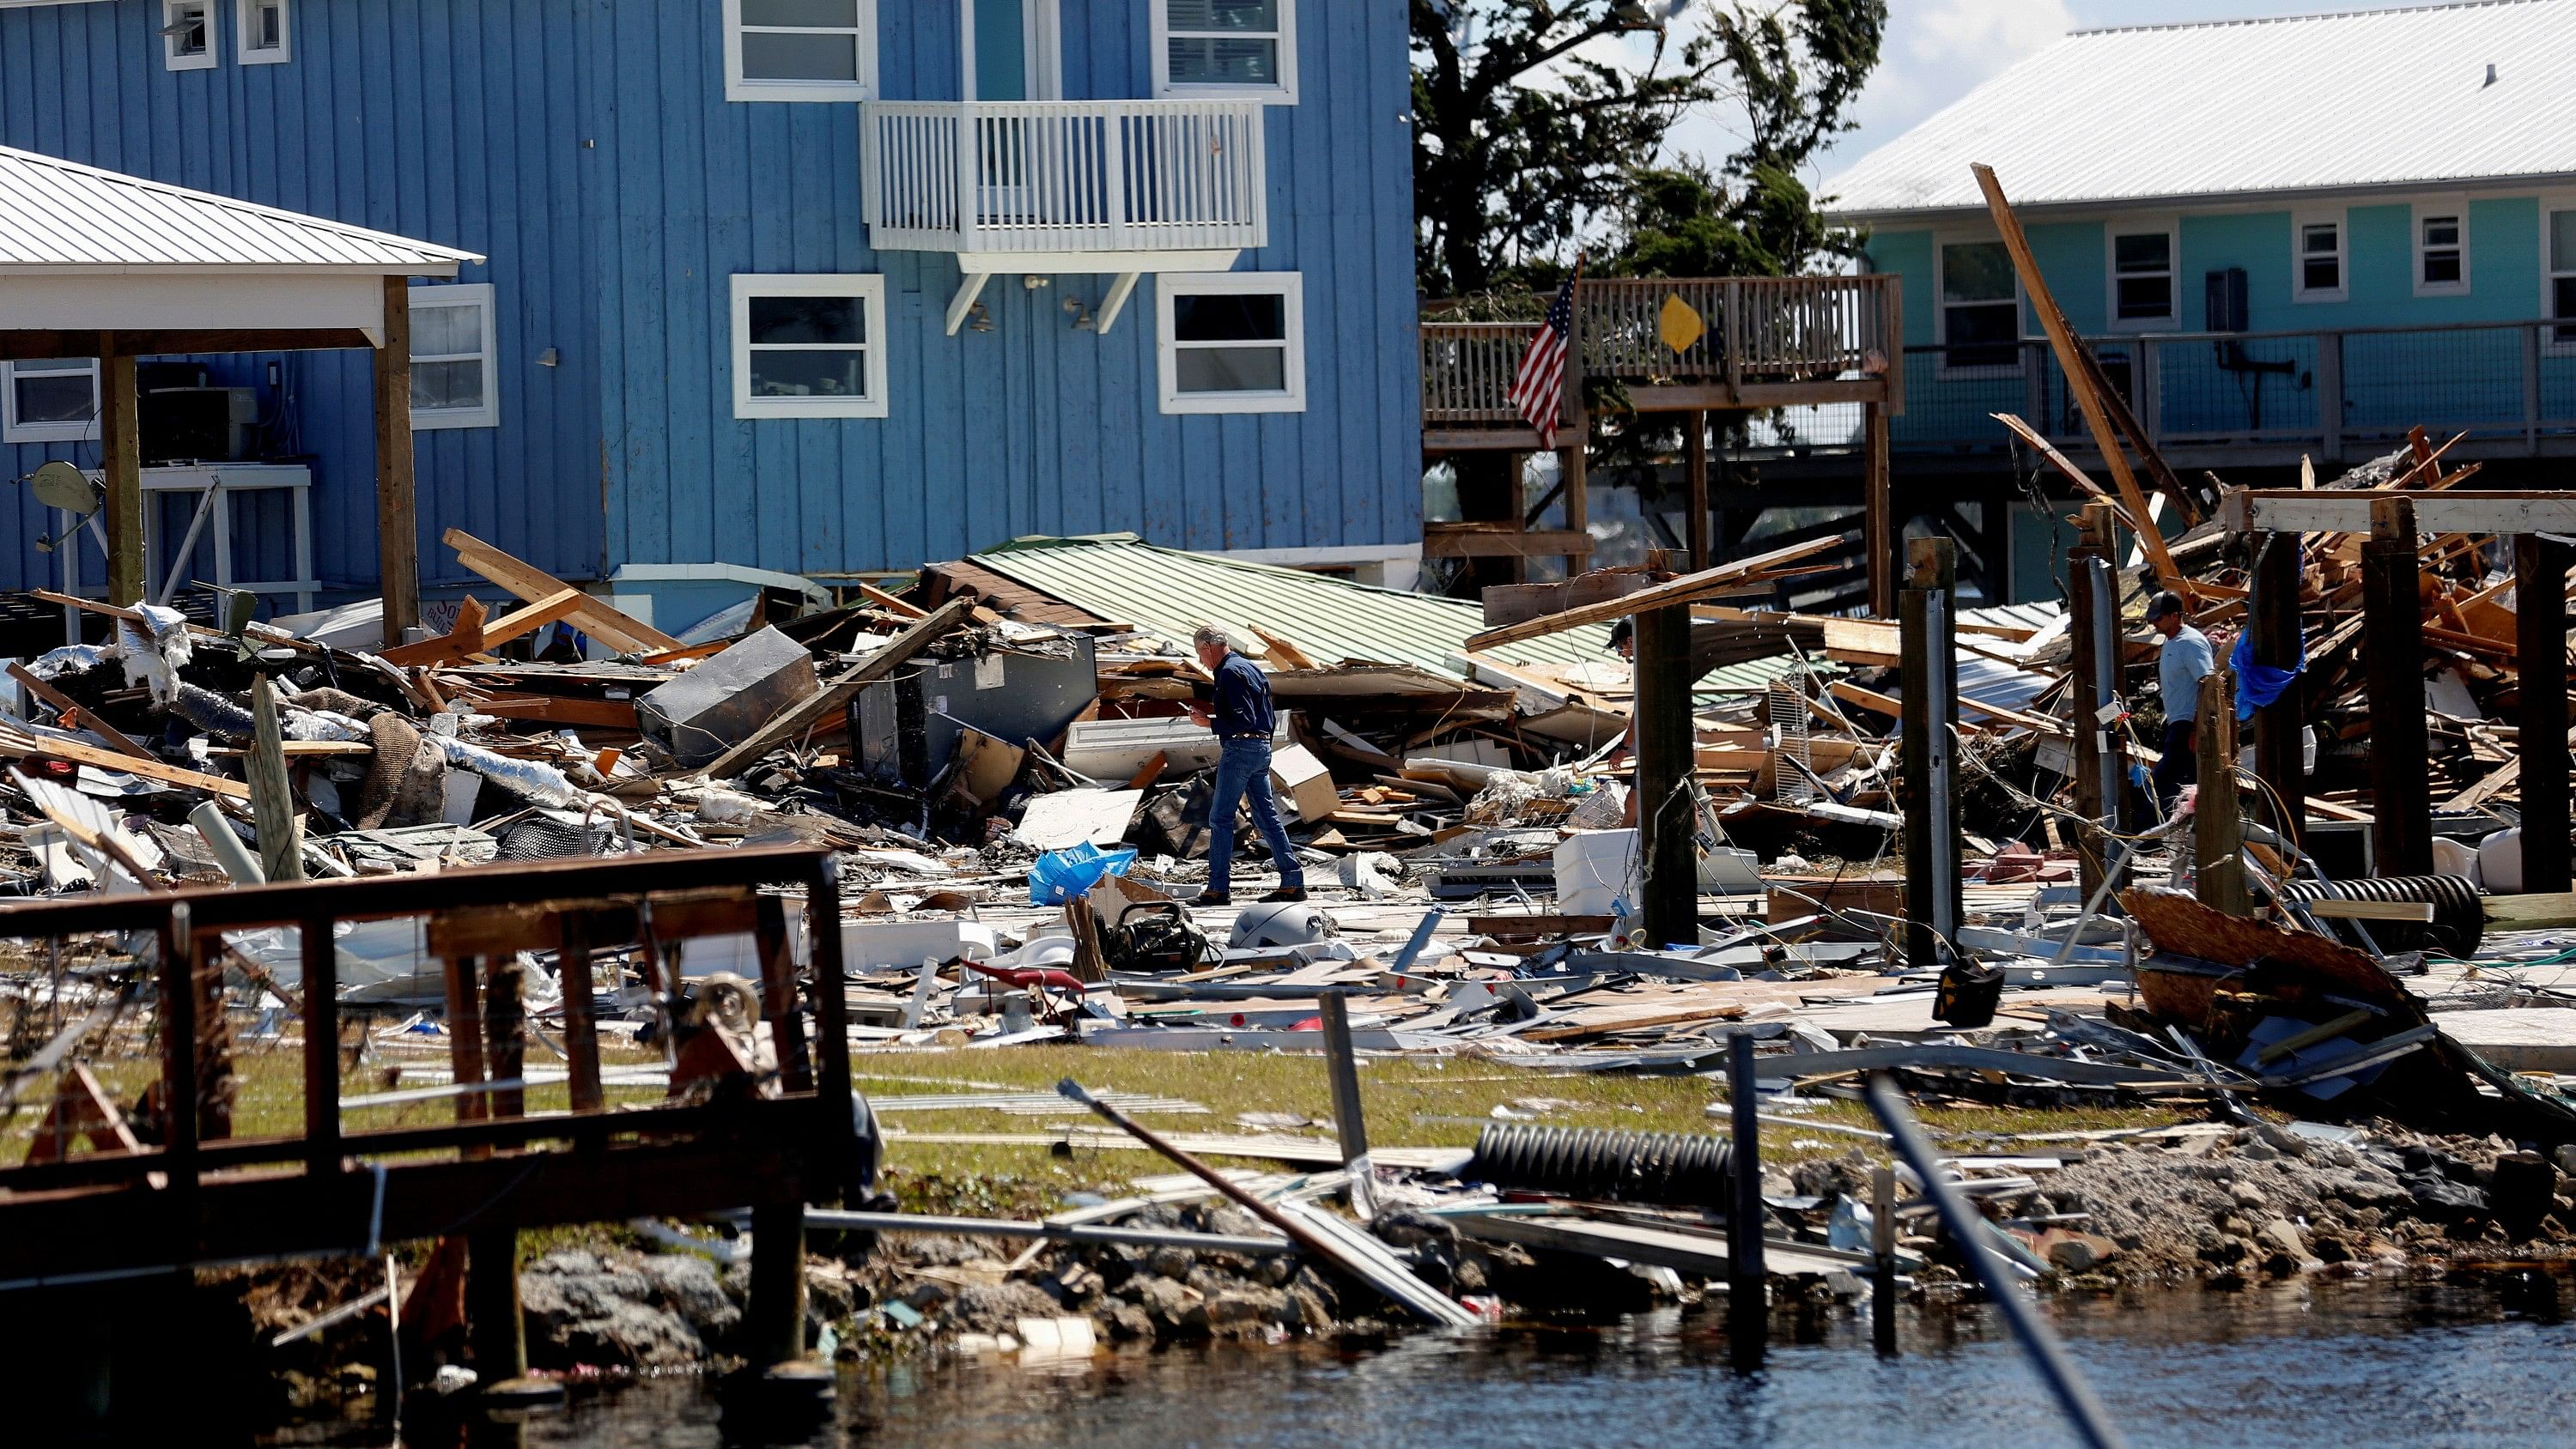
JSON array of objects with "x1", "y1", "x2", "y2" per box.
[{"x1": 1206, "y1": 737, "x2": 1302, "y2": 895}]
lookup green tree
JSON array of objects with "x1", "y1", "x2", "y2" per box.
[{"x1": 1413, "y1": 1, "x2": 1887, "y2": 298}]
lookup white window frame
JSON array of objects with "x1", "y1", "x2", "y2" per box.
[
  {"x1": 723, "y1": 0, "x2": 877, "y2": 104},
  {"x1": 236, "y1": 0, "x2": 289, "y2": 65},
  {"x1": 732, "y1": 274, "x2": 890, "y2": 421},
  {"x1": 162, "y1": 0, "x2": 214, "y2": 71},
  {"x1": 2291, "y1": 208, "x2": 2347, "y2": 304},
  {"x1": 1157, "y1": 271, "x2": 1305, "y2": 415},
  {"x1": 1, "y1": 359, "x2": 100, "y2": 445},
  {"x1": 408, "y1": 282, "x2": 500, "y2": 432},
  {"x1": 2543, "y1": 193, "x2": 2576, "y2": 357},
  {"x1": 1151, "y1": 0, "x2": 1297, "y2": 103},
  {"x1": 1931, "y1": 233, "x2": 2022, "y2": 380},
  {"x1": 2413, "y1": 198, "x2": 2470, "y2": 297},
  {"x1": 2103, "y1": 216, "x2": 2180, "y2": 331}
]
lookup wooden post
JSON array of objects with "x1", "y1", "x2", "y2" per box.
[
  {"x1": 1726, "y1": 1032, "x2": 1766, "y2": 1366},
  {"x1": 301, "y1": 914, "x2": 339, "y2": 1179},
  {"x1": 101, "y1": 347, "x2": 143, "y2": 607},
  {"x1": 2251, "y1": 531, "x2": 2306, "y2": 848},
  {"x1": 2516, "y1": 532, "x2": 2571, "y2": 892},
  {"x1": 747, "y1": 1201, "x2": 809, "y2": 1370},
  {"x1": 159, "y1": 903, "x2": 199, "y2": 1269},
  {"x1": 556, "y1": 912, "x2": 604, "y2": 1115},
  {"x1": 1319, "y1": 992, "x2": 1370, "y2": 1167},
  {"x1": 1862, "y1": 401, "x2": 1893, "y2": 617},
  {"x1": 2361, "y1": 496, "x2": 2432, "y2": 876},
  {"x1": 465, "y1": 1228, "x2": 524, "y2": 1384},
  {"x1": 484, "y1": 956, "x2": 526, "y2": 1122},
  {"x1": 807, "y1": 856, "x2": 859, "y2": 1199},
  {"x1": 374, "y1": 276, "x2": 421, "y2": 640},
  {"x1": 1870, "y1": 1163, "x2": 1897, "y2": 1355},
  {"x1": 753, "y1": 894, "x2": 812, "y2": 1094},
  {"x1": 2195, "y1": 670, "x2": 2249, "y2": 915},
  {"x1": 441, "y1": 955, "x2": 488, "y2": 1131},
  {"x1": 1563, "y1": 440, "x2": 1588, "y2": 541},
  {"x1": 1899, "y1": 538, "x2": 1962, "y2": 966},
  {"x1": 1632, "y1": 603, "x2": 1697, "y2": 949},
  {"x1": 249, "y1": 676, "x2": 304, "y2": 883},
  {"x1": 1685, "y1": 409, "x2": 1710, "y2": 573},
  {"x1": 2065, "y1": 503, "x2": 2117, "y2": 896}
]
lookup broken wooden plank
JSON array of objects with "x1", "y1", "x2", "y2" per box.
[
  {"x1": 1463, "y1": 536, "x2": 1845, "y2": 652},
  {"x1": 440, "y1": 528, "x2": 684, "y2": 654},
  {"x1": 7, "y1": 663, "x2": 154, "y2": 762},
  {"x1": 0, "y1": 726, "x2": 250, "y2": 800}
]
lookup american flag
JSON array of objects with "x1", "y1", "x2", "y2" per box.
[{"x1": 1506, "y1": 276, "x2": 1575, "y2": 450}]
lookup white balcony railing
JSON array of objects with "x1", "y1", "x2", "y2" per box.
[{"x1": 861, "y1": 99, "x2": 1267, "y2": 260}]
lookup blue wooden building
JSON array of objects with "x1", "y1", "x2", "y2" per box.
[
  {"x1": 0, "y1": 0, "x2": 1421, "y2": 632},
  {"x1": 1781, "y1": 1, "x2": 2576, "y2": 603}
]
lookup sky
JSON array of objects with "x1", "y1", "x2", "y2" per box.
[{"x1": 1650, "y1": 0, "x2": 2450, "y2": 189}]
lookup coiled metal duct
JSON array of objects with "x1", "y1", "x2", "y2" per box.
[
  {"x1": 2278, "y1": 873, "x2": 2483, "y2": 957},
  {"x1": 1465, "y1": 1123, "x2": 1734, "y2": 1209}
]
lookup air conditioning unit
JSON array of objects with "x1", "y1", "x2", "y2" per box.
[{"x1": 141, "y1": 385, "x2": 258, "y2": 464}]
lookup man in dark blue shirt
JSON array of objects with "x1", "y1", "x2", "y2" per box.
[{"x1": 1186, "y1": 624, "x2": 1306, "y2": 906}]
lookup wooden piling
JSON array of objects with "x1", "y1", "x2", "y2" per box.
[
  {"x1": 2194, "y1": 670, "x2": 2249, "y2": 915},
  {"x1": 2251, "y1": 531, "x2": 2306, "y2": 848},
  {"x1": 2361, "y1": 496, "x2": 2432, "y2": 876},
  {"x1": 2516, "y1": 533, "x2": 2570, "y2": 893},
  {"x1": 1726, "y1": 1033, "x2": 1767, "y2": 1364},
  {"x1": 1633, "y1": 603, "x2": 1698, "y2": 948},
  {"x1": 1899, "y1": 538, "x2": 1962, "y2": 966},
  {"x1": 1871, "y1": 1163, "x2": 1897, "y2": 1355},
  {"x1": 2066, "y1": 503, "x2": 2118, "y2": 895},
  {"x1": 747, "y1": 1201, "x2": 809, "y2": 1371}
]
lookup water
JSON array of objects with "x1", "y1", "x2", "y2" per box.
[{"x1": 338, "y1": 1271, "x2": 2576, "y2": 1447}]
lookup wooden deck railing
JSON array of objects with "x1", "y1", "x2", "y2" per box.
[{"x1": 1422, "y1": 275, "x2": 1900, "y2": 430}]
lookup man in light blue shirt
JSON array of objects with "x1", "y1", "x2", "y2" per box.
[{"x1": 2148, "y1": 591, "x2": 2215, "y2": 815}]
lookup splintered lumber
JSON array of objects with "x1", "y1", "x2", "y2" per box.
[
  {"x1": 0, "y1": 725, "x2": 250, "y2": 799},
  {"x1": 1972, "y1": 163, "x2": 2190, "y2": 601},
  {"x1": 7, "y1": 663, "x2": 153, "y2": 761},
  {"x1": 379, "y1": 595, "x2": 493, "y2": 667},
  {"x1": 440, "y1": 529, "x2": 684, "y2": 654},
  {"x1": 1464, "y1": 535, "x2": 1844, "y2": 651},
  {"x1": 854, "y1": 581, "x2": 927, "y2": 619},
  {"x1": 1991, "y1": 412, "x2": 2118, "y2": 509},
  {"x1": 700, "y1": 597, "x2": 973, "y2": 779},
  {"x1": 1249, "y1": 625, "x2": 1321, "y2": 671}
]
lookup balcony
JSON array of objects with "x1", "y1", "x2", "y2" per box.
[
  {"x1": 1421, "y1": 276, "x2": 1904, "y2": 449},
  {"x1": 1754, "y1": 319, "x2": 2576, "y2": 472},
  {"x1": 861, "y1": 99, "x2": 1268, "y2": 333}
]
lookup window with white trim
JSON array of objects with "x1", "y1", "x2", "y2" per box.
[
  {"x1": 237, "y1": 0, "x2": 289, "y2": 64},
  {"x1": 1936, "y1": 239, "x2": 2019, "y2": 373},
  {"x1": 2, "y1": 360, "x2": 99, "y2": 445},
  {"x1": 2293, "y1": 209, "x2": 2346, "y2": 303},
  {"x1": 409, "y1": 283, "x2": 499, "y2": 430},
  {"x1": 2547, "y1": 204, "x2": 2576, "y2": 351},
  {"x1": 2415, "y1": 205, "x2": 2468, "y2": 294},
  {"x1": 1157, "y1": 272, "x2": 1305, "y2": 414},
  {"x1": 2107, "y1": 222, "x2": 2177, "y2": 328},
  {"x1": 162, "y1": 0, "x2": 213, "y2": 70},
  {"x1": 1153, "y1": 0, "x2": 1297, "y2": 101},
  {"x1": 724, "y1": 0, "x2": 877, "y2": 103},
  {"x1": 732, "y1": 276, "x2": 889, "y2": 420}
]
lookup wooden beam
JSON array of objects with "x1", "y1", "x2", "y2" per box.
[
  {"x1": 7, "y1": 663, "x2": 154, "y2": 762},
  {"x1": 2195, "y1": 670, "x2": 2248, "y2": 914},
  {"x1": 854, "y1": 581, "x2": 927, "y2": 618},
  {"x1": 100, "y1": 347, "x2": 142, "y2": 607},
  {"x1": 374, "y1": 277, "x2": 420, "y2": 640},
  {"x1": 441, "y1": 528, "x2": 685, "y2": 654},
  {"x1": 1685, "y1": 409, "x2": 1710, "y2": 573},
  {"x1": 1634, "y1": 604, "x2": 1696, "y2": 948},
  {"x1": 2222, "y1": 488, "x2": 2576, "y2": 536},
  {"x1": 2251, "y1": 531, "x2": 2306, "y2": 845},
  {"x1": 1464, "y1": 534, "x2": 1844, "y2": 651},
  {"x1": 0, "y1": 726, "x2": 251, "y2": 799},
  {"x1": 700, "y1": 597, "x2": 972, "y2": 779},
  {"x1": 1420, "y1": 526, "x2": 1595, "y2": 561},
  {"x1": 1863, "y1": 401, "x2": 1893, "y2": 617},
  {"x1": 1971, "y1": 164, "x2": 2190, "y2": 601},
  {"x1": 0, "y1": 328, "x2": 377, "y2": 361}
]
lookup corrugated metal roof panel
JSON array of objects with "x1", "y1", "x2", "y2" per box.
[
  {"x1": 0, "y1": 145, "x2": 481, "y2": 270},
  {"x1": 968, "y1": 536, "x2": 1617, "y2": 677},
  {"x1": 1823, "y1": 1, "x2": 2576, "y2": 218}
]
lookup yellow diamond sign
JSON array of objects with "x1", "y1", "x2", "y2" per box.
[{"x1": 1658, "y1": 292, "x2": 1705, "y2": 355}]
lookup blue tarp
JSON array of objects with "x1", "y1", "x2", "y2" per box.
[{"x1": 2230, "y1": 629, "x2": 2303, "y2": 721}]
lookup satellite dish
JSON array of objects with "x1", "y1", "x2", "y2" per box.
[{"x1": 28, "y1": 461, "x2": 100, "y2": 516}]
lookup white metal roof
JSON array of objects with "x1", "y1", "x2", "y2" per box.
[
  {"x1": 1822, "y1": 1, "x2": 2576, "y2": 221},
  {"x1": 0, "y1": 144, "x2": 478, "y2": 273}
]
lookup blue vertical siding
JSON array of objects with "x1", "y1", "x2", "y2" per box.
[
  {"x1": 3, "y1": 0, "x2": 1420, "y2": 604},
  {"x1": 0, "y1": 0, "x2": 603, "y2": 606}
]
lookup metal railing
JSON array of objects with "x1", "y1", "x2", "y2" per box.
[
  {"x1": 862, "y1": 99, "x2": 1267, "y2": 255},
  {"x1": 1874, "y1": 318, "x2": 2576, "y2": 460},
  {"x1": 1421, "y1": 275, "x2": 1900, "y2": 427}
]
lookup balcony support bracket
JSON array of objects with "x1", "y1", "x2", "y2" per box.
[
  {"x1": 945, "y1": 272, "x2": 993, "y2": 337},
  {"x1": 1096, "y1": 273, "x2": 1142, "y2": 336}
]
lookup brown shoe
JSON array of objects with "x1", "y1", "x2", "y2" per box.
[
  {"x1": 1260, "y1": 887, "x2": 1308, "y2": 903},
  {"x1": 1192, "y1": 889, "x2": 1231, "y2": 906}
]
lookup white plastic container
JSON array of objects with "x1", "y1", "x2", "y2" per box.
[
  {"x1": 1555, "y1": 828, "x2": 1640, "y2": 917},
  {"x1": 2432, "y1": 836, "x2": 2483, "y2": 888},
  {"x1": 2480, "y1": 828, "x2": 2524, "y2": 894}
]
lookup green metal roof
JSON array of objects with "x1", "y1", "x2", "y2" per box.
[{"x1": 968, "y1": 535, "x2": 1616, "y2": 679}]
